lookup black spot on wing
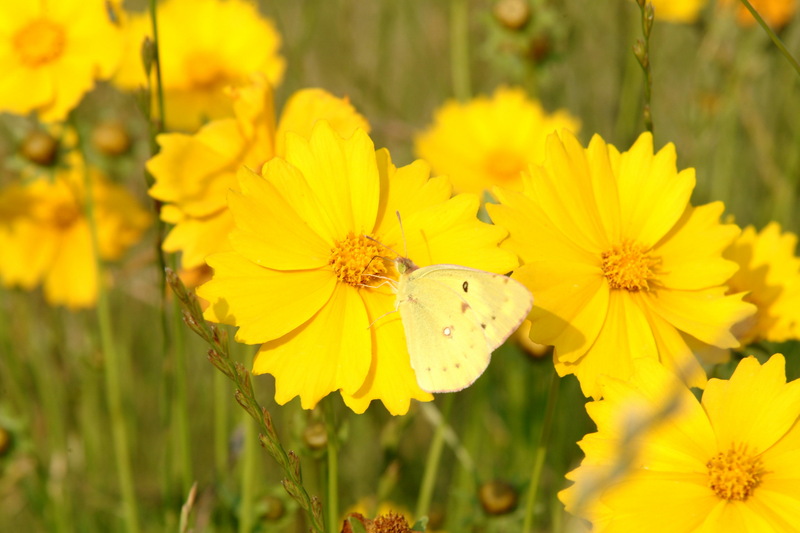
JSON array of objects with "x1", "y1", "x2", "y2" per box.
[{"x1": 462, "y1": 281, "x2": 469, "y2": 292}]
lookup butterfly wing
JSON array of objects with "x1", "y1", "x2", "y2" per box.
[{"x1": 397, "y1": 265, "x2": 533, "y2": 393}]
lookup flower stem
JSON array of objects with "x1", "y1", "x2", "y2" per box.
[
  {"x1": 239, "y1": 412, "x2": 257, "y2": 533},
  {"x1": 633, "y1": 0, "x2": 655, "y2": 133},
  {"x1": 415, "y1": 394, "x2": 454, "y2": 520},
  {"x1": 82, "y1": 167, "x2": 140, "y2": 533},
  {"x1": 738, "y1": 0, "x2": 800, "y2": 77},
  {"x1": 450, "y1": 0, "x2": 471, "y2": 101},
  {"x1": 214, "y1": 369, "x2": 230, "y2": 480},
  {"x1": 172, "y1": 295, "x2": 193, "y2": 494},
  {"x1": 522, "y1": 369, "x2": 560, "y2": 533},
  {"x1": 324, "y1": 402, "x2": 339, "y2": 533}
]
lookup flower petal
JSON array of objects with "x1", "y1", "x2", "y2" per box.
[
  {"x1": 514, "y1": 262, "x2": 607, "y2": 361},
  {"x1": 283, "y1": 123, "x2": 379, "y2": 241},
  {"x1": 229, "y1": 165, "x2": 331, "y2": 270},
  {"x1": 199, "y1": 252, "x2": 336, "y2": 344},
  {"x1": 253, "y1": 283, "x2": 372, "y2": 407},
  {"x1": 656, "y1": 202, "x2": 741, "y2": 290},
  {"x1": 614, "y1": 134, "x2": 696, "y2": 246},
  {"x1": 645, "y1": 287, "x2": 754, "y2": 348},
  {"x1": 703, "y1": 355, "x2": 800, "y2": 454},
  {"x1": 341, "y1": 290, "x2": 433, "y2": 415}
]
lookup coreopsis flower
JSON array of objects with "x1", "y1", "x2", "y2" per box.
[
  {"x1": 0, "y1": 0, "x2": 122, "y2": 122},
  {"x1": 487, "y1": 131, "x2": 755, "y2": 399},
  {"x1": 719, "y1": 0, "x2": 797, "y2": 28},
  {"x1": 147, "y1": 74, "x2": 369, "y2": 279},
  {"x1": 114, "y1": 0, "x2": 285, "y2": 131},
  {"x1": 559, "y1": 354, "x2": 800, "y2": 532},
  {"x1": 648, "y1": 0, "x2": 707, "y2": 23},
  {"x1": 0, "y1": 166, "x2": 151, "y2": 308},
  {"x1": 414, "y1": 87, "x2": 580, "y2": 194},
  {"x1": 724, "y1": 222, "x2": 800, "y2": 344},
  {"x1": 198, "y1": 122, "x2": 519, "y2": 415}
]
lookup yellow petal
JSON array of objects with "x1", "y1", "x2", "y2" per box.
[
  {"x1": 254, "y1": 283, "x2": 372, "y2": 407},
  {"x1": 559, "y1": 291, "x2": 657, "y2": 398},
  {"x1": 230, "y1": 164, "x2": 331, "y2": 270},
  {"x1": 341, "y1": 290, "x2": 433, "y2": 415},
  {"x1": 704, "y1": 355, "x2": 800, "y2": 454},
  {"x1": 199, "y1": 253, "x2": 336, "y2": 344},
  {"x1": 514, "y1": 262, "x2": 607, "y2": 361},
  {"x1": 42, "y1": 221, "x2": 98, "y2": 309},
  {"x1": 615, "y1": 134, "x2": 696, "y2": 247},
  {"x1": 282, "y1": 123, "x2": 379, "y2": 241},
  {"x1": 645, "y1": 287, "x2": 754, "y2": 348},
  {"x1": 275, "y1": 88, "x2": 370, "y2": 156},
  {"x1": 163, "y1": 208, "x2": 233, "y2": 269},
  {"x1": 656, "y1": 202, "x2": 741, "y2": 290}
]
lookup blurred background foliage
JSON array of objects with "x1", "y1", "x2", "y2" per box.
[{"x1": 1, "y1": 0, "x2": 799, "y2": 532}]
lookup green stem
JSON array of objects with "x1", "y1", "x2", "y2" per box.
[
  {"x1": 149, "y1": 0, "x2": 167, "y2": 132},
  {"x1": 415, "y1": 394, "x2": 454, "y2": 519},
  {"x1": 521, "y1": 370, "x2": 560, "y2": 533},
  {"x1": 239, "y1": 414, "x2": 257, "y2": 533},
  {"x1": 172, "y1": 295, "x2": 193, "y2": 494},
  {"x1": 450, "y1": 0, "x2": 471, "y2": 101},
  {"x1": 214, "y1": 369, "x2": 230, "y2": 480},
  {"x1": 82, "y1": 167, "x2": 140, "y2": 533},
  {"x1": 325, "y1": 405, "x2": 339, "y2": 533},
  {"x1": 738, "y1": 0, "x2": 800, "y2": 77}
]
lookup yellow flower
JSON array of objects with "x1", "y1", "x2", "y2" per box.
[
  {"x1": 147, "y1": 74, "x2": 369, "y2": 277},
  {"x1": 115, "y1": 0, "x2": 285, "y2": 131},
  {"x1": 197, "y1": 122, "x2": 519, "y2": 414},
  {"x1": 414, "y1": 87, "x2": 580, "y2": 194},
  {"x1": 0, "y1": 166, "x2": 151, "y2": 308},
  {"x1": 487, "y1": 131, "x2": 755, "y2": 399},
  {"x1": 0, "y1": 0, "x2": 122, "y2": 122},
  {"x1": 648, "y1": 0, "x2": 707, "y2": 23},
  {"x1": 559, "y1": 354, "x2": 800, "y2": 532},
  {"x1": 724, "y1": 222, "x2": 800, "y2": 344},
  {"x1": 719, "y1": 0, "x2": 797, "y2": 28}
]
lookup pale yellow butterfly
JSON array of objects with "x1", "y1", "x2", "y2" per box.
[{"x1": 391, "y1": 254, "x2": 534, "y2": 393}]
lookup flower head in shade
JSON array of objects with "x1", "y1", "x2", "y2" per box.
[
  {"x1": 414, "y1": 87, "x2": 580, "y2": 194},
  {"x1": 487, "y1": 131, "x2": 755, "y2": 398},
  {"x1": 147, "y1": 74, "x2": 369, "y2": 281},
  {"x1": 197, "y1": 122, "x2": 519, "y2": 414},
  {"x1": 0, "y1": 0, "x2": 122, "y2": 121},
  {"x1": 648, "y1": 0, "x2": 708, "y2": 23},
  {"x1": 719, "y1": 0, "x2": 797, "y2": 28},
  {"x1": 559, "y1": 354, "x2": 800, "y2": 532},
  {"x1": 0, "y1": 165, "x2": 151, "y2": 308},
  {"x1": 724, "y1": 222, "x2": 800, "y2": 344},
  {"x1": 114, "y1": 0, "x2": 285, "y2": 131}
]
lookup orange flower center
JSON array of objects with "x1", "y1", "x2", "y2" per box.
[
  {"x1": 485, "y1": 148, "x2": 527, "y2": 182},
  {"x1": 706, "y1": 444, "x2": 765, "y2": 501},
  {"x1": 601, "y1": 240, "x2": 660, "y2": 291},
  {"x1": 329, "y1": 233, "x2": 387, "y2": 287},
  {"x1": 50, "y1": 202, "x2": 81, "y2": 229},
  {"x1": 184, "y1": 51, "x2": 228, "y2": 89},
  {"x1": 13, "y1": 18, "x2": 66, "y2": 67}
]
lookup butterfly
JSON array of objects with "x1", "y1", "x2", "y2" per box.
[{"x1": 392, "y1": 254, "x2": 534, "y2": 393}]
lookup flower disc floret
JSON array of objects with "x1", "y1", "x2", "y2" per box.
[
  {"x1": 329, "y1": 233, "x2": 386, "y2": 286},
  {"x1": 601, "y1": 240, "x2": 661, "y2": 291},
  {"x1": 706, "y1": 444, "x2": 765, "y2": 501},
  {"x1": 14, "y1": 18, "x2": 66, "y2": 67}
]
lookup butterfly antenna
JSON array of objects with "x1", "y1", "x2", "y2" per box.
[
  {"x1": 365, "y1": 235, "x2": 403, "y2": 259},
  {"x1": 395, "y1": 211, "x2": 409, "y2": 258}
]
